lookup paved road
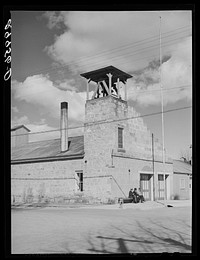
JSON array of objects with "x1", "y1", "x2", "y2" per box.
[{"x1": 11, "y1": 205, "x2": 192, "y2": 254}]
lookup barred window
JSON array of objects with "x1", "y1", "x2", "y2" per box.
[
  {"x1": 118, "y1": 127, "x2": 123, "y2": 148},
  {"x1": 76, "y1": 172, "x2": 83, "y2": 191}
]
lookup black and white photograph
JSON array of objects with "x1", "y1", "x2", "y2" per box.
[{"x1": 5, "y1": 6, "x2": 194, "y2": 255}]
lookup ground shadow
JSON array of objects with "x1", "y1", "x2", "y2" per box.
[
  {"x1": 135, "y1": 219, "x2": 191, "y2": 252},
  {"x1": 87, "y1": 231, "x2": 154, "y2": 254},
  {"x1": 86, "y1": 217, "x2": 191, "y2": 254}
]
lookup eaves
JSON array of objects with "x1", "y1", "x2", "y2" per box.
[{"x1": 11, "y1": 153, "x2": 84, "y2": 164}]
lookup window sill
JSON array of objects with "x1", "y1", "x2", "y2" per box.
[{"x1": 117, "y1": 148, "x2": 126, "y2": 153}]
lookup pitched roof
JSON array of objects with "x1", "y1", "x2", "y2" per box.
[
  {"x1": 173, "y1": 160, "x2": 192, "y2": 175},
  {"x1": 11, "y1": 135, "x2": 84, "y2": 163},
  {"x1": 11, "y1": 125, "x2": 31, "y2": 132},
  {"x1": 80, "y1": 65, "x2": 132, "y2": 83}
]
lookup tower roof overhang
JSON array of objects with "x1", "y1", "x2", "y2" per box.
[{"x1": 80, "y1": 65, "x2": 132, "y2": 83}]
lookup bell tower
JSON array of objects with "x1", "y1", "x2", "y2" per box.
[
  {"x1": 80, "y1": 66, "x2": 133, "y2": 199},
  {"x1": 80, "y1": 65, "x2": 132, "y2": 101}
]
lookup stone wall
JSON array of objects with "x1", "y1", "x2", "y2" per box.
[
  {"x1": 83, "y1": 95, "x2": 173, "y2": 201},
  {"x1": 11, "y1": 159, "x2": 83, "y2": 203},
  {"x1": 11, "y1": 95, "x2": 174, "y2": 204},
  {"x1": 104, "y1": 155, "x2": 173, "y2": 200}
]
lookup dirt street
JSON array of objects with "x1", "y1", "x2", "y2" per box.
[{"x1": 11, "y1": 205, "x2": 192, "y2": 254}]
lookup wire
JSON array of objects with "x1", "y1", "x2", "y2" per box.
[
  {"x1": 11, "y1": 70, "x2": 191, "y2": 100},
  {"x1": 11, "y1": 36, "x2": 192, "y2": 100},
  {"x1": 131, "y1": 85, "x2": 191, "y2": 94},
  {"x1": 19, "y1": 25, "x2": 190, "y2": 77},
  {"x1": 41, "y1": 29, "x2": 191, "y2": 72},
  {"x1": 68, "y1": 34, "x2": 191, "y2": 76},
  {"x1": 11, "y1": 105, "x2": 192, "y2": 138},
  {"x1": 27, "y1": 34, "x2": 191, "y2": 84},
  {"x1": 73, "y1": 34, "x2": 191, "y2": 70}
]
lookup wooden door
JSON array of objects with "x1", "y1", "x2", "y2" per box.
[
  {"x1": 158, "y1": 174, "x2": 165, "y2": 200},
  {"x1": 140, "y1": 174, "x2": 151, "y2": 201}
]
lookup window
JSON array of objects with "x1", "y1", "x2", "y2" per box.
[
  {"x1": 158, "y1": 174, "x2": 164, "y2": 181},
  {"x1": 180, "y1": 178, "x2": 185, "y2": 189},
  {"x1": 118, "y1": 127, "x2": 123, "y2": 148},
  {"x1": 76, "y1": 172, "x2": 83, "y2": 191}
]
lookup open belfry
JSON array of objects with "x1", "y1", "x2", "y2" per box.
[
  {"x1": 80, "y1": 65, "x2": 132, "y2": 100},
  {"x1": 11, "y1": 65, "x2": 173, "y2": 204}
]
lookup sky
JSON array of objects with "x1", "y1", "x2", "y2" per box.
[{"x1": 10, "y1": 10, "x2": 192, "y2": 159}]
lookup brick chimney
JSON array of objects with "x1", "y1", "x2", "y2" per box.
[{"x1": 60, "y1": 102, "x2": 68, "y2": 152}]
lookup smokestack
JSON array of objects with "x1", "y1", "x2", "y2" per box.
[{"x1": 60, "y1": 102, "x2": 68, "y2": 152}]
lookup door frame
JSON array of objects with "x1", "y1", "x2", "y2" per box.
[
  {"x1": 157, "y1": 172, "x2": 171, "y2": 200},
  {"x1": 139, "y1": 171, "x2": 154, "y2": 201}
]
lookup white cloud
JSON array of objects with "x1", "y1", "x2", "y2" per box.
[
  {"x1": 44, "y1": 11, "x2": 191, "y2": 74},
  {"x1": 11, "y1": 113, "x2": 84, "y2": 143},
  {"x1": 42, "y1": 11, "x2": 65, "y2": 29},
  {"x1": 11, "y1": 116, "x2": 60, "y2": 142},
  {"x1": 26, "y1": 123, "x2": 59, "y2": 142},
  {"x1": 11, "y1": 74, "x2": 86, "y2": 122},
  {"x1": 11, "y1": 106, "x2": 19, "y2": 113},
  {"x1": 55, "y1": 79, "x2": 77, "y2": 91},
  {"x1": 126, "y1": 36, "x2": 192, "y2": 106},
  {"x1": 11, "y1": 115, "x2": 29, "y2": 128},
  {"x1": 27, "y1": 121, "x2": 84, "y2": 142},
  {"x1": 42, "y1": 11, "x2": 192, "y2": 107}
]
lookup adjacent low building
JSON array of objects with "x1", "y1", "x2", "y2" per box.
[
  {"x1": 11, "y1": 66, "x2": 174, "y2": 204},
  {"x1": 11, "y1": 125, "x2": 30, "y2": 148},
  {"x1": 173, "y1": 159, "x2": 192, "y2": 200}
]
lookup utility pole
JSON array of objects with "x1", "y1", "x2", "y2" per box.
[
  {"x1": 189, "y1": 144, "x2": 192, "y2": 165},
  {"x1": 159, "y1": 15, "x2": 166, "y2": 204},
  {"x1": 152, "y1": 133, "x2": 155, "y2": 201}
]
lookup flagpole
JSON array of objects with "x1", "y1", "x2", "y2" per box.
[{"x1": 159, "y1": 15, "x2": 166, "y2": 205}]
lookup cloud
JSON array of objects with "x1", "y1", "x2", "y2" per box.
[
  {"x1": 44, "y1": 11, "x2": 191, "y2": 73},
  {"x1": 42, "y1": 11, "x2": 65, "y2": 29},
  {"x1": 11, "y1": 115, "x2": 29, "y2": 128},
  {"x1": 42, "y1": 11, "x2": 191, "y2": 107},
  {"x1": 11, "y1": 106, "x2": 19, "y2": 113},
  {"x1": 11, "y1": 74, "x2": 87, "y2": 122},
  {"x1": 11, "y1": 113, "x2": 84, "y2": 142},
  {"x1": 126, "y1": 36, "x2": 192, "y2": 106},
  {"x1": 55, "y1": 79, "x2": 77, "y2": 91},
  {"x1": 25, "y1": 122, "x2": 59, "y2": 142}
]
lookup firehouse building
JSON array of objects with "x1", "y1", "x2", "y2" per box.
[{"x1": 11, "y1": 66, "x2": 173, "y2": 204}]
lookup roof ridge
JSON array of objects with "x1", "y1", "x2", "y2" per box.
[{"x1": 11, "y1": 124, "x2": 31, "y2": 132}]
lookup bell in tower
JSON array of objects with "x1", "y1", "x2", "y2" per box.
[{"x1": 80, "y1": 65, "x2": 133, "y2": 101}]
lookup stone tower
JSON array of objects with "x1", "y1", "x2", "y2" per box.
[{"x1": 81, "y1": 66, "x2": 133, "y2": 199}]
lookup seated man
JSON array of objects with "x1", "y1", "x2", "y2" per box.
[
  {"x1": 128, "y1": 188, "x2": 133, "y2": 198},
  {"x1": 132, "y1": 188, "x2": 140, "y2": 203},
  {"x1": 137, "y1": 188, "x2": 145, "y2": 203}
]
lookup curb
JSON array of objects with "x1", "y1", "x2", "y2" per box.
[{"x1": 11, "y1": 200, "x2": 192, "y2": 210}]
